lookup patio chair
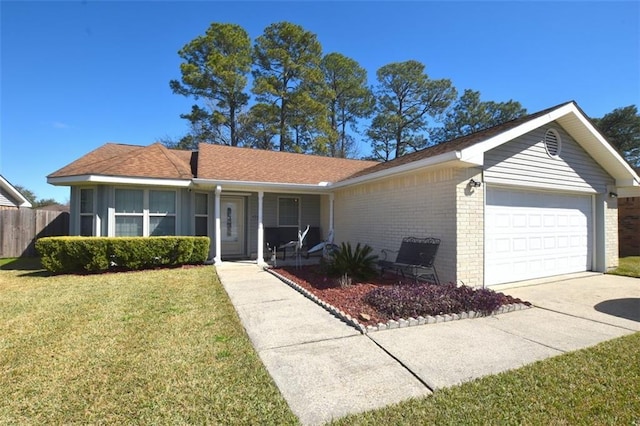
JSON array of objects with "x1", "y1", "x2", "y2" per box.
[{"x1": 378, "y1": 236, "x2": 441, "y2": 284}]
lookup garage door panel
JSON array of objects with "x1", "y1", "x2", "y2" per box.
[{"x1": 486, "y1": 188, "x2": 593, "y2": 286}]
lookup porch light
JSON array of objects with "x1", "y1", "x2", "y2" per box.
[
  {"x1": 469, "y1": 178, "x2": 482, "y2": 188},
  {"x1": 609, "y1": 191, "x2": 618, "y2": 198}
]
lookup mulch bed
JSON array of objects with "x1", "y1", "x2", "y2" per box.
[
  {"x1": 272, "y1": 265, "x2": 428, "y2": 325},
  {"x1": 272, "y1": 265, "x2": 529, "y2": 327}
]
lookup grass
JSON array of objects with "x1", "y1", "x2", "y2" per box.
[
  {"x1": 2, "y1": 257, "x2": 638, "y2": 425},
  {"x1": 0, "y1": 261, "x2": 297, "y2": 424},
  {"x1": 609, "y1": 256, "x2": 640, "y2": 278},
  {"x1": 331, "y1": 332, "x2": 640, "y2": 425}
]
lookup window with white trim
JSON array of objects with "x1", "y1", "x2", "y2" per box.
[
  {"x1": 114, "y1": 188, "x2": 176, "y2": 237},
  {"x1": 194, "y1": 192, "x2": 208, "y2": 236},
  {"x1": 115, "y1": 189, "x2": 143, "y2": 236},
  {"x1": 149, "y1": 190, "x2": 176, "y2": 236},
  {"x1": 278, "y1": 197, "x2": 300, "y2": 227},
  {"x1": 79, "y1": 188, "x2": 95, "y2": 236}
]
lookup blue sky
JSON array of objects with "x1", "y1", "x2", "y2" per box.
[{"x1": 1, "y1": 1, "x2": 638, "y2": 203}]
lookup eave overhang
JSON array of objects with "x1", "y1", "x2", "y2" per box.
[
  {"x1": 331, "y1": 151, "x2": 475, "y2": 189},
  {"x1": 47, "y1": 175, "x2": 191, "y2": 187},
  {"x1": 191, "y1": 178, "x2": 333, "y2": 194}
]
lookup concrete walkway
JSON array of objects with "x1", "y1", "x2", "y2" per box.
[{"x1": 216, "y1": 263, "x2": 639, "y2": 425}]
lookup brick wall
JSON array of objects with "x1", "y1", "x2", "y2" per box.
[
  {"x1": 334, "y1": 167, "x2": 473, "y2": 285},
  {"x1": 605, "y1": 196, "x2": 619, "y2": 269},
  {"x1": 455, "y1": 169, "x2": 485, "y2": 288},
  {"x1": 619, "y1": 197, "x2": 640, "y2": 257}
]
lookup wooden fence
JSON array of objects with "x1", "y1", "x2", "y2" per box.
[{"x1": 0, "y1": 209, "x2": 69, "y2": 257}]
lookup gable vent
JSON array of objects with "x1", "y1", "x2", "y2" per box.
[{"x1": 544, "y1": 128, "x2": 561, "y2": 158}]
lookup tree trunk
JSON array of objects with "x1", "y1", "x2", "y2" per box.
[
  {"x1": 279, "y1": 98, "x2": 287, "y2": 151},
  {"x1": 229, "y1": 105, "x2": 237, "y2": 146}
]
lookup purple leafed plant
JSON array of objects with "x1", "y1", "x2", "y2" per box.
[{"x1": 363, "y1": 283, "x2": 527, "y2": 318}]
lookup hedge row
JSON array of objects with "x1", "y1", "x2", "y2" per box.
[{"x1": 36, "y1": 236, "x2": 210, "y2": 274}]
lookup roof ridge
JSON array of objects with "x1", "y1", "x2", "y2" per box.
[
  {"x1": 47, "y1": 143, "x2": 145, "y2": 177},
  {"x1": 151, "y1": 143, "x2": 193, "y2": 178},
  {"x1": 95, "y1": 144, "x2": 155, "y2": 175}
]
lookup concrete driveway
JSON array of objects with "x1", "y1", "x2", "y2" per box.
[
  {"x1": 218, "y1": 264, "x2": 639, "y2": 425},
  {"x1": 499, "y1": 273, "x2": 640, "y2": 331}
]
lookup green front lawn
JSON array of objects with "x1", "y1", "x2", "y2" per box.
[
  {"x1": 609, "y1": 256, "x2": 640, "y2": 278},
  {"x1": 0, "y1": 263, "x2": 296, "y2": 424},
  {"x1": 1, "y1": 259, "x2": 638, "y2": 424}
]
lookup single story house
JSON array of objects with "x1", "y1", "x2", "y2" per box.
[
  {"x1": 48, "y1": 101, "x2": 640, "y2": 287},
  {"x1": 0, "y1": 175, "x2": 32, "y2": 210}
]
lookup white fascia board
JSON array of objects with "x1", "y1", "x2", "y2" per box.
[
  {"x1": 0, "y1": 175, "x2": 32, "y2": 207},
  {"x1": 330, "y1": 151, "x2": 463, "y2": 189},
  {"x1": 459, "y1": 103, "x2": 577, "y2": 161},
  {"x1": 47, "y1": 175, "x2": 191, "y2": 187},
  {"x1": 616, "y1": 179, "x2": 640, "y2": 188},
  {"x1": 617, "y1": 187, "x2": 640, "y2": 198},
  {"x1": 191, "y1": 178, "x2": 332, "y2": 194},
  {"x1": 562, "y1": 111, "x2": 640, "y2": 183}
]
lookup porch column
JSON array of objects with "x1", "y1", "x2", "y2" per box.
[
  {"x1": 256, "y1": 190, "x2": 265, "y2": 265},
  {"x1": 214, "y1": 185, "x2": 222, "y2": 264},
  {"x1": 329, "y1": 193, "x2": 335, "y2": 234}
]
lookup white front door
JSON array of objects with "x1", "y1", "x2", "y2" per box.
[
  {"x1": 221, "y1": 196, "x2": 245, "y2": 258},
  {"x1": 485, "y1": 187, "x2": 593, "y2": 286}
]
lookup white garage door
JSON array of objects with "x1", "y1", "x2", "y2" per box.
[{"x1": 485, "y1": 187, "x2": 593, "y2": 286}]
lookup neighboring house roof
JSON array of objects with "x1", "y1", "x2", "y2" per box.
[
  {"x1": 0, "y1": 175, "x2": 32, "y2": 208},
  {"x1": 36, "y1": 203, "x2": 70, "y2": 212},
  {"x1": 47, "y1": 101, "x2": 640, "y2": 192}
]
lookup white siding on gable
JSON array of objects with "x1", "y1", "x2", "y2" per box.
[
  {"x1": 0, "y1": 188, "x2": 19, "y2": 207},
  {"x1": 484, "y1": 123, "x2": 614, "y2": 193}
]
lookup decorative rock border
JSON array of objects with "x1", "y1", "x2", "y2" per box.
[{"x1": 265, "y1": 267, "x2": 532, "y2": 334}]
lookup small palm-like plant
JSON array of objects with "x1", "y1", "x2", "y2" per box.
[{"x1": 326, "y1": 242, "x2": 378, "y2": 281}]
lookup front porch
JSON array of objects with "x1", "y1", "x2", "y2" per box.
[{"x1": 203, "y1": 185, "x2": 335, "y2": 265}]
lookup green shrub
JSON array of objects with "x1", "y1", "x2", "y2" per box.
[
  {"x1": 36, "y1": 236, "x2": 210, "y2": 274},
  {"x1": 324, "y1": 242, "x2": 378, "y2": 281}
]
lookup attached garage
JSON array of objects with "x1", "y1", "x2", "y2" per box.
[{"x1": 485, "y1": 187, "x2": 593, "y2": 286}]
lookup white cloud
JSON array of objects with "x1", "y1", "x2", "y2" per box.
[{"x1": 52, "y1": 121, "x2": 70, "y2": 129}]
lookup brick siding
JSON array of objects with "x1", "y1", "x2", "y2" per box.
[
  {"x1": 455, "y1": 170, "x2": 484, "y2": 287},
  {"x1": 334, "y1": 168, "x2": 459, "y2": 284},
  {"x1": 605, "y1": 196, "x2": 619, "y2": 269},
  {"x1": 618, "y1": 197, "x2": 640, "y2": 257}
]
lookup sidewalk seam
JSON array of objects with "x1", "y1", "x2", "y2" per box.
[
  {"x1": 483, "y1": 322, "x2": 568, "y2": 354},
  {"x1": 534, "y1": 305, "x2": 638, "y2": 332},
  {"x1": 366, "y1": 335, "x2": 435, "y2": 393},
  {"x1": 258, "y1": 333, "x2": 362, "y2": 351}
]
